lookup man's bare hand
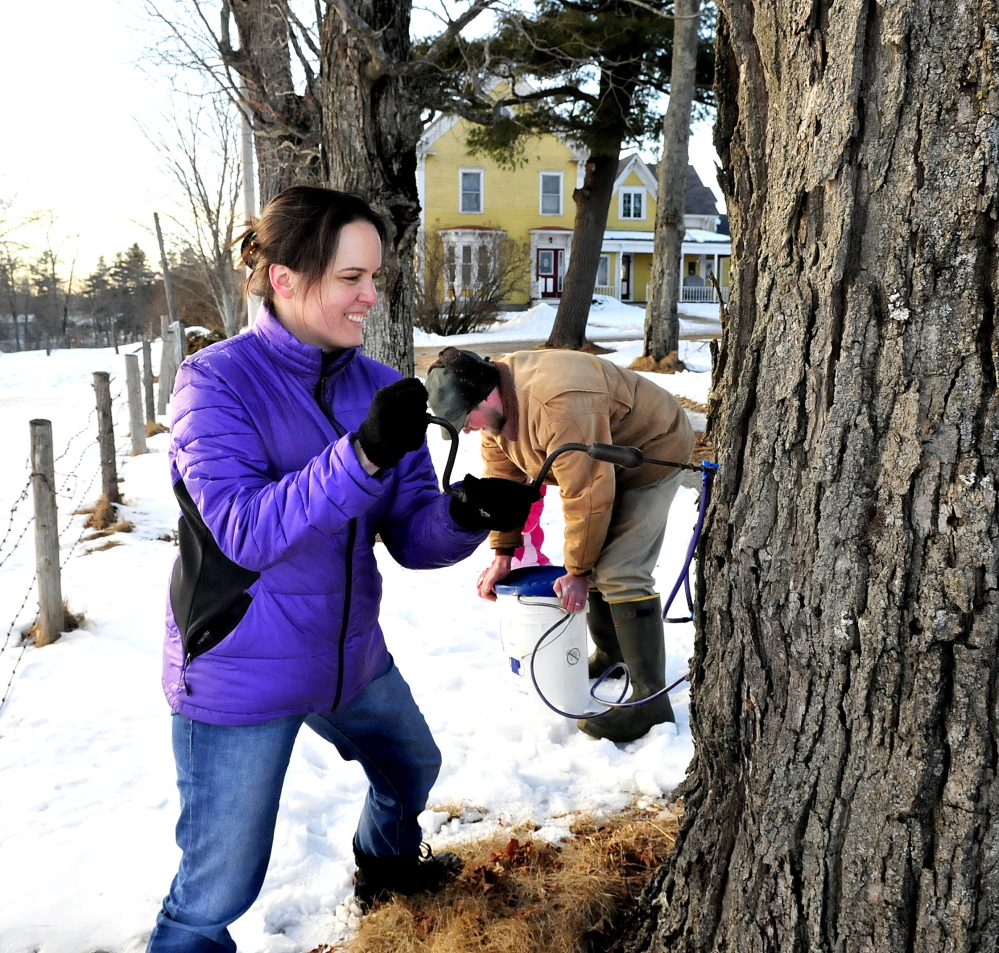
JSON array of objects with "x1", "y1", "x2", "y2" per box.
[
  {"x1": 553, "y1": 572, "x2": 589, "y2": 613},
  {"x1": 476, "y1": 554, "x2": 513, "y2": 602}
]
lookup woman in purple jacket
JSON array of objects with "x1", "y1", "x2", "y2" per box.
[{"x1": 147, "y1": 187, "x2": 537, "y2": 953}]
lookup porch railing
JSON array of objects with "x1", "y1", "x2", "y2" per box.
[
  {"x1": 681, "y1": 284, "x2": 730, "y2": 303},
  {"x1": 588, "y1": 282, "x2": 730, "y2": 303}
]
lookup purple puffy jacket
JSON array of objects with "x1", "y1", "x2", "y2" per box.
[{"x1": 161, "y1": 308, "x2": 486, "y2": 726}]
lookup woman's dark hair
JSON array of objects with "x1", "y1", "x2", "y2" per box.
[{"x1": 236, "y1": 187, "x2": 388, "y2": 310}]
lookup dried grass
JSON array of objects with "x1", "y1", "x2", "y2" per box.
[
  {"x1": 578, "y1": 341, "x2": 615, "y2": 355},
  {"x1": 676, "y1": 396, "x2": 708, "y2": 416},
  {"x1": 324, "y1": 807, "x2": 679, "y2": 953},
  {"x1": 533, "y1": 341, "x2": 615, "y2": 356},
  {"x1": 146, "y1": 421, "x2": 170, "y2": 437},
  {"x1": 690, "y1": 430, "x2": 714, "y2": 466},
  {"x1": 62, "y1": 603, "x2": 84, "y2": 631},
  {"x1": 81, "y1": 518, "x2": 134, "y2": 541},
  {"x1": 76, "y1": 494, "x2": 116, "y2": 531},
  {"x1": 24, "y1": 601, "x2": 84, "y2": 644},
  {"x1": 86, "y1": 540, "x2": 123, "y2": 553},
  {"x1": 628, "y1": 352, "x2": 686, "y2": 374}
]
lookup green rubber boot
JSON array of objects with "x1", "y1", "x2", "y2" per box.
[
  {"x1": 586, "y1": 589, "x2": 623, "y2": 678},
  {"x1": 578, "y1": 595, "x2": 674, "y2": 742}
]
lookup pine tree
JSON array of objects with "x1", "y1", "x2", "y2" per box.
[
  {"x1": 83, "y1": 257, "x2": 115, "y2": 347},
  {"x1": 433, "y1": 0, "x2": 714, "y2": 348},
  {"x1": 109, "y1": 245, "x2": 157, "y2": 347}
]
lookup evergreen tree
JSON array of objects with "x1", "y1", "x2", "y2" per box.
[
  {"x1": 29, "y1": 249, "x2": 63, "y2": 352},
  {"x1": 83, "y1": 257, "x2": 115, "y2": 347},
  {"x1": 109, "y1": 244, "x2": 157, "y2": 345},
  {"x1": 0, "y1": 248, "x2": 28, "y2": 351},
  {"x1": 431, "y1": 0, "x2": 714, "y2": 348}
]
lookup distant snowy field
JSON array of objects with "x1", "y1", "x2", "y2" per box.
[{"x1": 0, "y1": 301, "x2": 718, "y2": 953}]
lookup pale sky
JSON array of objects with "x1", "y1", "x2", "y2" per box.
[
  {"x1": 0, "y1": 1, "x2": 170, "y2": 275},
  {"x1": 0, "y1": 1, "x2": 723, "y2": 282}
]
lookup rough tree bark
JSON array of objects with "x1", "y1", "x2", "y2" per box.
[
  {"x1": 615, "y1": 1, "x2": 999, "y2": 951},
  {"x1": 545, "y1": 63, "x2": 643, "y2": 350},
  {"x1": 545, "y1": 152, "x2": 622, "y2": 349},
  {"x1": 320, "y1": 0, "x2": 423, "y2": 376},
  {"x1": 318, "y1": 0, "x2": 494, "y2": 373},
  {"x1": 222, "y1": 0, "x2": 324, "y2": 204},
  {"x1": 641, "y1": 0, "x2": 701, "y2": 366}
]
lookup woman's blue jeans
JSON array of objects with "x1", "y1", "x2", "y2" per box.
[{"x1": 146, "y1": 662, "x2": 441, "y2": 953}]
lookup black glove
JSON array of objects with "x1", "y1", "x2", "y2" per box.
[
  {"x1": 356, "y1": 379, "x2": 429, "y2": 469},
  {"x1": 450, "y1": 475, "x2": 541, "y2": 531}
]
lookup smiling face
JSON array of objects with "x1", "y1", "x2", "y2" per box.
[{"x1": 269, "y1": 220, "x2": 382, "y2": 350}]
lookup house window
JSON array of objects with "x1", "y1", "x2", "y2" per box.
[
  {"x1": 439, "y1": 229, "x2": 505, "y2": 296},
  {"x1": 460, "y1": 170, "x2": 483, "y2": 213},
  {"x1": 540, "y1": 173, "x2": 563, "y2": 215},
  {"x1": 620, "y1": 188, "x2": 645, "y2": 220},
  {"x1": 596, "y1": 255, "x2": 610, "y2": 287},
  {"x1": 460, "y1": 245, "x2": 474, "y2": 286}
]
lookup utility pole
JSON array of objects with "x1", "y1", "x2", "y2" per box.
[
  {"x1": 154, "y1": 213, "x2": 178, "y2": 327},
  {"x1": 240, "y1": 97, "x2": 260, "y2": 327}
]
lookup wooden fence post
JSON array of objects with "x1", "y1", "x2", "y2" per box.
[
  {"x1": 30, "y1": 419, "x2": 63, "y2": 647},
  {"x1": 93, "y1": 371, "x2": 121, "y2": 505},
  {"x1": 157, "y1": 316, "x2": 173, "y2": 416},
  {"x1": 170, "y1": 321, "x2": 185, "y2": 375},
  {"x1": 142, "y1": 339, "x2": 155, "y2": 424},
  {"x1": 125, "y1": 354, "x2": 148, "y2": 456}
]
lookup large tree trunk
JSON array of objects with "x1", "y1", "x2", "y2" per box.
[
  {"x1": 617, "y1": 2, "x2": 999, "y2": 951},
  {"x1": 545, "y1": 58, "x2": 642, "y2": 350},
  {"x1": 545, "y1": 152, "x2": 622, "y2": 349},
  {"x1": 320, "y1": 0, "x2": 422, "y2": 376},
  {"x1": 641, "y1": 0, "x2": 701, "y2": 364},
  {"x1": 225, "y1": 0, "x2": 324, "y2": 205}
]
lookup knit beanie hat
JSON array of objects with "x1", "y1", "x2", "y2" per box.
[{"x1": 425, "y1": 347, "x2": 500, "y2": 433}]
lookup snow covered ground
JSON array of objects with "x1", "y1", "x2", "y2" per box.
[
  {"x1": 413, "y1": 294, "x2": 720, "y2": 347},
  {"x1": 0, "y1": 299, "x2": 718, "y2": 953}
]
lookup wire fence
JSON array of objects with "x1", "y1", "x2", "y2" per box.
[{"x1": 0, "y1": 374, "x2": 153, "y2": 714}]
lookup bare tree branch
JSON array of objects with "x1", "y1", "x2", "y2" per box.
[
  {"x1": 142, "y1": 0, "x2": 245, "y2": 112},
  {"x1": 281, "y1": 12, "x2": 319, "y2": 95},
  {"x1": 619, "y1": 0, "x2": 703, "y2": 19},
  {"x1": 322, "y1": 0, "x2": 392, "y2": 76},
  {"x1": 274, "y1": 0, "x2": 321, "y2": 59},
  {"x1": 144, "y1": 93, "x2": 245, "y2": 336},
  {"x1": 420, "y1": 0, "x2": 498, "y2": 66}
]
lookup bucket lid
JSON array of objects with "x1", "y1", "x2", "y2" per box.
[{"x1": 494, "y1": 565, "x2": 567, "y2": 597}]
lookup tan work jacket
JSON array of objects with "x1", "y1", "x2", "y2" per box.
[{"x1": 481, "y1": 350, "x2": 695, "y2": 575}]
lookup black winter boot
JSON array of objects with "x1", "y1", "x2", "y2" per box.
[
  {"x1": 352, "y1": 841, "x2": 463, "y2": 911},
  {"x1": 578, "y1": 595, "x2": 674, "y2": 742},
  {"x1": 586, "y1": 589, "x2": 623, "y2": 678}
]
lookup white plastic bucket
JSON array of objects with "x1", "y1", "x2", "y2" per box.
[{"x1": 494, "y1": 567, "x2": 591, "y2": 716}]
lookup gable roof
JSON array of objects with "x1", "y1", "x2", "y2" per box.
[
  {"x1": 418, "y1": 78, "x2": 587, "y2": 160},
  {"x1": 621, "y1": 154, "x2": 719, "y2": 217},
  {"x1": 683, "y1": 164, "x2": 720, "y2": 215},
  {"x1": 615, "y1": 153, "x2": 659, "y2": 193}
]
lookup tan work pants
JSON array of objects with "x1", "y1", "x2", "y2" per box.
[{"x1": 589, "y1": 468, "x2": 684, "y2": 603}]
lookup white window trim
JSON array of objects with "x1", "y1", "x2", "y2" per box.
[
  {"x1": 440, "y1": 228, "x2": 504, "y2": 296},
  {"x1": 539, "y1": 171, "x2": 564, "y2": 216},
  {"x1": 459, "y1": 167, "x2": 484, "y2": 214},
  {"x1": 619, "y1": 186, "x2": 647, "y2": 221},
  {"x1": 596, "y1": 254, "x2": 610, "y2": 287}
]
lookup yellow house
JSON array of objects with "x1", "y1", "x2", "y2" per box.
[{"x1": 417, "y1": 112, "x2": 731, "y2": 308}]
